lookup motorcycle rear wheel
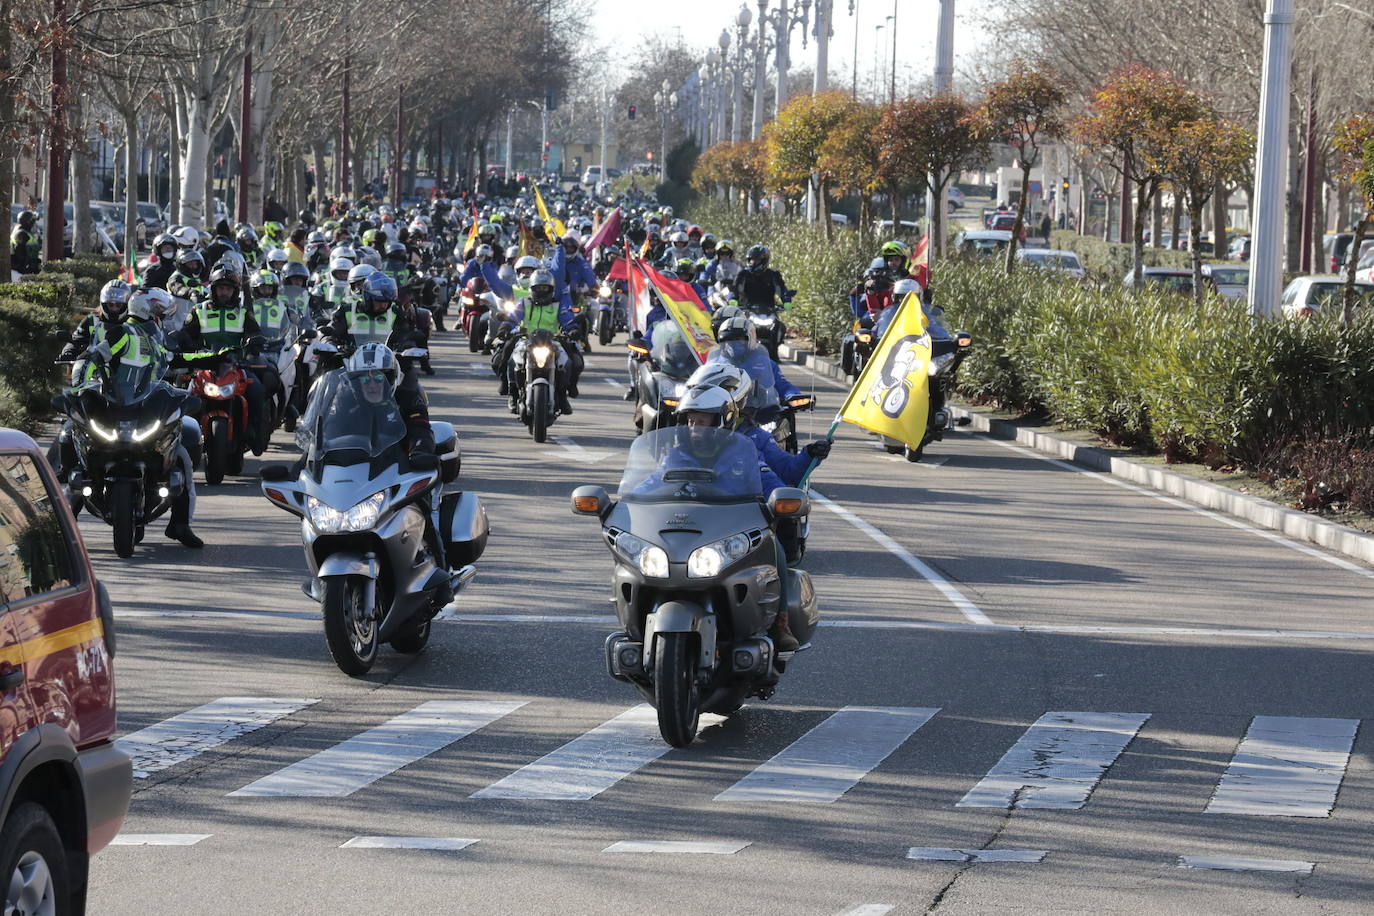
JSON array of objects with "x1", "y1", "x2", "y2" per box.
[
  {"x1": 205, "y1": 418, "x2": 228, "y2": 485},
  {"x1": 322, "y1": 575, "x2": 379, "y2": 676},
  {"x1": 110, "y1": 480, "x2": 136, "y2": 558},
  {"x1": 597, "y1": 311, "x2": 613, "y2": 346},
  {"x1": 468, "y1": 315, "x2": 482, "y2": 353},
  {"x1": 654, "y1": 633, "x2": 701, "y2": 748},
  {"x1": 530, "y1": 384, "x2": 550, "y2": 444}
]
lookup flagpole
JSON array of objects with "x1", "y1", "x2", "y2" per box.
[{"x1": 799, "y1": 411, "x2": 843, "y2": 489}]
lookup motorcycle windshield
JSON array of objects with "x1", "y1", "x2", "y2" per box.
[
  {"x1": 98, "y1": 359, "x2": 158, "y2": 406},
  {"x1": 281, "y1": 287, "x2": 308, "y2": 312},
  {"x1": 299, "y1": 370, "x2": 407, "y2": 463},
  {"x1": 619, "y1": 427, "x2": 762, "y2": 504},
  {"x1": 650, "y1": 324, "x2": 700, "y2": 380}
]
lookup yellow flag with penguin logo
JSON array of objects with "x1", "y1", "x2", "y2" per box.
[
  {"x1": 532, "y1": 184, "x2": 566, "y2": 242},
  {"x1": 837, "y1": 292, "x2": 932, "y2": 449}
]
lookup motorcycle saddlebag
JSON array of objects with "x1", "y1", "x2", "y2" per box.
[
  {"x1": 440, "y1": 490, "x2": 489, "y2": 567},
  {"x1": 785, "y1": 568, "x2": 819, "y2": 645}
]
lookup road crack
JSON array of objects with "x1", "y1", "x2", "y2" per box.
[{"x1": 923, "y1": 787, "x2": 1027, "y2": 914}]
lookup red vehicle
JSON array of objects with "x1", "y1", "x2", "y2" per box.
[
  {"x1": 459, "y1": 277, "x2": 496, "y2": 353},
  {"x1": 190, "y1": 359, "x2": 251, "y2": 485},
  {"x1": 0, "y1": 428, "x2": 131, "y2": 912}
]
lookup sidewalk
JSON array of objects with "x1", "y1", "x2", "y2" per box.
[{"x1": 778, "y1": 341, "x2": 1374, "y2": 568}]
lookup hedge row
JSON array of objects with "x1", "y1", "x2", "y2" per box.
[
  {"x1": 1047, "y1": 230, "x2": 1195, "y2": 281},
  {"x1": 0, "y1": 256, "x2": 121, "y2": 433}
]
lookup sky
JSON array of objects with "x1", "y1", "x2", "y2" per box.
[{"x1": 590, "y1": 0, "x2": 994, "y2": 96}]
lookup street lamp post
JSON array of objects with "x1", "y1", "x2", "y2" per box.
[
  {"x1": 733, "y1": 6, "x2": 751, "y2": 143},
  {"x1": 717, "y1": 29, "x2": 731, "y2": 145},
  {"x1": 752, "y1": 0, "x2": 769, "y2": 137},
  {"x1": 704, "y1": 48, "x2": 719, "y2": 147},
  {"x1": 813, "y1": 0, "x2": 831, "y2": 93},
  {"x1": 1247, "y1": 0, "x2": 1293, "y2": 318}
]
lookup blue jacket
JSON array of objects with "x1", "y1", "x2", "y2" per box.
[
  {"x1": 551, "y1": 246, "x2": 597, "y2": 293},
  {"x1": 482, "y1": 262, "x2": 575, "y2": 330},
  {"x1": 741, "y1": 423, "x2": 811, "y2": 490},
  {"x1": 771, "y1": 360, "x2": 801, "y2": 400}
]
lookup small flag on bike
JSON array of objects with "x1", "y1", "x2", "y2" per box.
[
  {"x1": 584, "y1": 207, "x2": 621, "y2": 251},
  {"x1": 639, "y1": 263, "x2": 714, "y2": 363},
  {"x1": 836, "y1": 291, "x2": 932, "y2": 450},
  {"x1": 463, "y1": 213, "x2": 480, "y2": 255}
]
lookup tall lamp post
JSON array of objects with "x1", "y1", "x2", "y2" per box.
[
  {"x1": 732, "y1": 5, "x2": 752, "y2": 143},
  {"x1": 704, "y1": 48, "x2": 719, "y2": 147},
  {"x1": 653, "y1": 79, "x2": 674, "y2": 181},
  {"x1": 716, "y1": 29, "x2": 731, "y2": 145},
  {"x1": 752, "y1": 0, "x2": 770, "y2": 137}
]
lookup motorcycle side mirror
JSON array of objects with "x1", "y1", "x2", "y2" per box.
[
  {"x1": 571, "y1": 485, "x2": 611, "y2": 517},
  {"x1": 409, "y1": 451, "x2": 440, "y2": 471},
  {"x1": 767, "y1": 487, "x2": 809, "y2": 518},
  {"x1": 858, "y1": 316, "x2": 874, "y2": 329},
  {"x1": 956, "y1": 332, "x2": 973, "y2": 348},
  {"x1": 259, "y1": 465, "x2": 293, "y2": 482}
]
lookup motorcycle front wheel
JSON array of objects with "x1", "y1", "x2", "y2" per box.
[
  {"x1": 468, "y1": 314, "x2": 483, "y2": 353},
  {"x1": 110, "y1": 479, "x2": 136, "y2": 558},
  {"x1": 530, "y1": 384, "x2": 550, "y2": 444},
  {"x1": 597, "y1": 311, "x2": 613, "y2": 346},
  {"x1": 205, "y1": 417, "x2": 228, "y2": 485},
  {"x1": 654, "y1": 632, "x2": 701, "y2": 748},
  {"x1": 322, "y1": 575, "x2": 379, "y2": 676}
]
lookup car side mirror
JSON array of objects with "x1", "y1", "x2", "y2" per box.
[
  {"x1": 571, "y1": 485, "x2": 611, "y2": 517},
  {"x1": 767, "y1": 487, "x2": 809, "y2": 518}
]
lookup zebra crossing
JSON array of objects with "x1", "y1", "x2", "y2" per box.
[{"x1": 118, "y1": 697, "x2": 1364, "y2": 819}]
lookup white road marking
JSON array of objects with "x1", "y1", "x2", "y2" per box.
[
  {"x1": 906, "y1": 847, "x2": 1046, "y2": 863},
  {"x1": 433, "y1": 612, "x2": 1374, "y2": 641},
  {"x1": 715, "y1": 707, "x2": 939, "y2": 803},
  {"x1": 812, "y1": 491, "x2": 994, "y2": 626},
  {"x1": 975, "y1": 434, "x2": 1374, "y2": 581},
  {"x1": 603, "y1": 840, "x2": 751, "y2": 854},
  {"x1": 1177, "y1": 855, "x2": 1313, "y2": 874},
  {"x1": 1205, "y1": 716, "x2": 1359, "y2": 817},
  {"x1": 957, "y1": 711, "x2": 1150, "y2": 809},
  {"x1": 473, "y1": 705, "x2": 693, "y2": 800},
  {"x1": 551, "y1": 435, "x2": 614, "y2": 464},
  {"x1": 117, "y1": 697, "x2": 319, "y2": 778},
  {"x1": 110, "y1": 834, "x2": 212, "y2": 846},
  {"x1": 837, "y1": 906, "x2": 895, "y2": 916},
  {"x1": 602, "y1": 377, "x2": 625, "y2": 389},
  {"x1": 230, "y1": 700, "x2": 525, "y2": 797},
  {"x1": 116, "y1": 609, "x2": 319, "y2": 621},
  {"x1": 340, "y1": 837, "x2": 480, "y2": 851}
]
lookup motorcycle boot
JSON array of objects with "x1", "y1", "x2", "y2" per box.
[
  {"x1": 770, "y1": 610, "x2": 800, "y2": 654},
  {"x1": 164, "y1": 496, "x2": 204, "y2": 548},
  {"x1": 555, "y1": 370, "x2": 574, "y2": 415}
]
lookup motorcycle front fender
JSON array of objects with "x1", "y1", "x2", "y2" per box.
[
  {"x1": 644, "y1": 600, "x2": 717, "y2": 671},
  {"x1": 317, "y1": 552, "x2": 380, "y2": 580}
]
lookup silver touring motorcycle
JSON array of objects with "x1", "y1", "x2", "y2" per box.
[
  {"x1": 260, "y1": 366, "x2": 488, "y2": 675},
  {"x1": 572, "y1": 426, "x2": 819, "y2": 746}
]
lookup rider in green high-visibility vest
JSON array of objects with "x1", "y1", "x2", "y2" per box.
[
  {"x1": 177, "y1": 267, "x2": 269, "y2": 454},
  {"x1": 10, "y1": 209, "x2": 42, "y2": 274},
  {"x1": 250, "y1": 269, "x2": 292, "y2": 340},
  {"x1": 497, "y1": 266, "x2": 576, "y2": 417}
]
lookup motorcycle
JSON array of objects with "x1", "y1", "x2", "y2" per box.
[
  {"x1": 840, "y1": 315, "x2": 879, "y2": 379},
  {"x1": 458, "y1": 279, "x2": 496, "y2": 353},
  {"x1": 741, "y1": 295, "x2": 789, "y2": 361},
  {"x1": 50, "y1": 350, "x2": 200, "y2": 558},
  {"x1": 879, "y1": 329, "x2": 974, "y2": 461},
  {"x1": 259, "y1": 367, "x2": 487, "y2": 676},
  {"x1": 571, "y1": 426, "x2": 818, "y2": 747},
  {"x1": 628, "y1": 324, "x2": 698, "y2": 434},
  {"x1": 595, "y1": 282, "x2": 628, "y2": 346},
  {"x1": 510, "y1": 329, "x2": 564, "y2": 443},
  {"x1": 190, "y1": 355, "x2": 252, "y2": 485}
]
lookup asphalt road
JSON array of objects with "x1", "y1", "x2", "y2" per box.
[{"x1": 78, "y1": 327, "x2": 1374, "y2": 915}]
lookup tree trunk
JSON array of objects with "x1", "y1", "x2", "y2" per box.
[
  {"x1": 1343, "y1": 218, "x2": 1369, "y2": 326},
  {"x1": 931, "y1": 179, "x2": 946, "y2": 262},
  {"x1": 178, "y1": 93, "x2": 211, "y2": 225},
  {"x1": 1151, "y1": 191, "x2": 1163, "y2": 249},
  {"x1": 1130, "y1": 181, "x2": 1150, "y2": 289},
  {"x1": 0, "y1": 0, "x2": 14, "y2": 275},
  {"x1": 203, "y1": 136, "x2": 214, "y2": 231},
  {"x1": 311, "y1": 140, "x2": 327, "y2": 210},
  {"x1": 1169, "y1": 194, "x2": 1182, "y2": 251},
  {"x1": 122, "y1": 107, "x2": 139, "y2": 263},
  {"x1": 1004, "y1": 161, "x2": 1031, "y2": 275},
  {"x1": 168, "y1": 107, "x2": 182, "y2": 222},
  {"x1": 1189, "y1": 199, "x2": 1205, "y2": 305},
  {"x1": 1212, "y1": 180, "x2": 1228, "y2": 264}
]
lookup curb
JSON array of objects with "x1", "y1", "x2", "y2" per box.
[{"x1": 777, "y1": 342, "x2": 1374, "y2": 568}]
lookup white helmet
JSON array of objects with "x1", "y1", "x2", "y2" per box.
[
  {"x1": 266, "y1": 247, "x2": 288, "y2": 266},
  {"x1": 171, "y1": 225, "x2": 200, "y2": 248},
  {"x1": 893, "y1": 278, "x2": 920, "y2": 297},
  {"x1": 676, "y1": 383, "x2": 745, "y2": 430},
  {"x1": 145, "y1": 287, "x2": 176, "y2": 319},
  {"x1": 670, "y1": 231, "x2": 689, "y2": 245},
  {"x1": 331, "y1": 244, "x2": 358, "y2": 262},
  {"x1": 127, "y1": 290, "x2": 155, "y2": 321},
  {"x1": 345, "y1": 342, "x2": 397, "y2": 383},
  {"x1": 329, "y1": 257, "x2": 355, "y2": 279},
  {"x1": 684, "y1": 362, "x2": 752, "y2": 402},
  {"x1": 348, "y1": 263, "x2": 378, "y2": 286},
  {"x1": 513, "y1": 255, "x2": 541, "y2": 273}
]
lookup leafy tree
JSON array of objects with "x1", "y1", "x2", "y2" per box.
[
  {"x1": 1152, "y1": 116, "x2": 1252, "y2": 303},
  {"x1": 1334, "y1": 115, "x2": 1374, "y2": 324},
  {"x1": 764, "y1": 90, "x2": 858, "y2": 230},
  {"x1": 972, "y1": 62, "x2": 1067, "y2": 273},
  {"x1": 818, "y1": 103, "x2": 884, "y2": 231},
  {"x1": 877, "y1": 93, "x2": 987, "y2": 258},
  {"x1": 1074, "y1": 64, "x2": 1209, "y2": 288}
]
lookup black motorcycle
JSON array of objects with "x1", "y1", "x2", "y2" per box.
[
  {"x1": 510, "y1": 329, "x2": 564, "y2": 443},
  {"x1": 50, "y1": 351, "x2": 200, "y2": 557}
]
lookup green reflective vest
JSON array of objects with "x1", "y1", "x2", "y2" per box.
[
  {"x1": 522, "y1": 297, "x2": 560, "y2": 335},
  {"x1": 252, "y1": 298, "x2": 290, "y2": 338},
  {"x1": 197, "y1": 304, "x2": 247, "y2": 351},
  {"x1": 345, "y1": 306, "x2": 395, "y2": 347}
]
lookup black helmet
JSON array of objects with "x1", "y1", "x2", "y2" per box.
[
  {"x1": 176, "y1": 249, "x2": 206, "y2": 277},
  {"x1": 208, "y1": 267, "x2": 242, "y2": 295},
  {"x1": 17, "y1": 209, "x2": 37, "y2": 228},
  {"x1": 385, "y1": 241, "x2": 408, "y2": 260},
  {"x1": 745, "y1": 244, "x2": 769, "y2": 266},
  {"x1": 281, "y1": 261, "x2": 311, "y2": 286},
  {"x1": 298, "y1": 209, "x2": 316, "y2": 227}
]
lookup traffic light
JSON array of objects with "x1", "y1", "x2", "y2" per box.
[
  {"x1": 1062, "y1": 178, "x2": 1071, "y2": 194},
  {"x1": 628, "y1": 105, "x2": 636, "y2": 120},
  {"x1": 544, "y1": 141, "x2": 551, "y2": 150}
]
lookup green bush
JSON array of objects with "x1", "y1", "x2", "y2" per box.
[
  {"x1": 1048, "y1": 230, "x2": 1193, "y2": 281},
  {"x1": 41, "y1": 256, "x2": 123, "y2": 285},
  {"x1": 0, "y1": 294, "x2": 81, "y2": 434}
]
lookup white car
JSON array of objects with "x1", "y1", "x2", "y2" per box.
[
  {"x1": 1280, "y1": 275, "x2": 1374, "y2": 317},
  {"x1": 947, "y1": 186, "x2": 966, "y2": 211},
  {"x1": 1357, "y1": 249, "x2": 1374, "y2": 285},
  {"x1": 955, "y1": 229, "x2": 1013, "y2": 256},
  {"x1": 1015, "y1": 248, "x2": 1085, "y2": 280},
  {"x1": 1201, "y1": 264, "x2": 1249, "y2": 301}
]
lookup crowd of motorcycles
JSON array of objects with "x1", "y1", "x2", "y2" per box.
[{"x1": 43, "y1": 180, "x2": 970, "y2": 746}]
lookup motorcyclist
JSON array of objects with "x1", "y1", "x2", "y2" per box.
[
  {"x1": 710, "y1": 314, "x2": 802, "y2": 402},
  {"x1": 383, "y1": 241, "x2": 412, "y2": 288},
  {"x1": 10, "y1": 209, "x2": 41, "y2": 274},
  {"x1": 702, "y1": 239, "x2": 740, "y2": 287},
  {"x1": 496, "y1": 267, "x2": 579, "y2": 416},
  {"x1": 143, "y1": 233, "x2": 181, "y2": 290},
  {"x1": 236, "y1": 225, "x2": 262, "y2": 268},
  {"x1": 674, "y1": 258, "x2": 709, "y2": 304},
  {"x1": 849, "y1": 265, "x2": 894, "y2": 320},
  {"x1": 732, "y1": 244, "x2": 790, "y2": 312},
  {"x1": 878, "y1": 239, "x2": 930, "y2": 291},
  {"x1": 550, "y1": 233, "x2": 597, "y2": 305},
  {"x1": 177, "y1": 267, "x2": 268, "y2": 453},
  {"x1": 312, "y1": 256, "x2": 357, "y2": 317},
  {"x1": 202, "y1": 220, "x2": 240, "y2": 269},
  {"x1": 324, "y1": 271, "x2": 420, "y2": 352}
]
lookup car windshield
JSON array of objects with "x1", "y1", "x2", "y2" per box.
[
  {"x1": 619, "y1": 426, "x2": 762, "y2": 504},
  {"x1": 1309, "y1": 283, "x2": 1374, "y2": 309},
  {"x1": 967, "y1": 238, "x2": 1007, "y2": 254},
  {"x1": 298, "y1": 369, "x2": 407, "y2": 462},
  {"x1": 1209, "y1": 268, "x2": 1249, "y2": 286},
  {"x1": 650, "y1": 323, "x2": 700, "y2": 381}
]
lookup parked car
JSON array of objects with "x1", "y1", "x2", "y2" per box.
[
  {"x1": 1322, "y1": 232, "x2": 1364, "y2": 272},
  {"x1": 1122, "y1": 267, "x2": 1194, "y2": 295},
  {"x1": 1015, "y1": 248, "x2": 1086, "y2": 280},
  {"x1": 1201, "y1": 264, "x2": 1249, "y2": 300},
  {"x1": 0, "y1": 428, "x2": 131, "y2": 913},
  {"x1": 987, "y1": 213, "x2": 1027, "y2": 240},
  {"x1": 1280, "y1": 275, "x2": 1374, "y2": 318},
  {"x1": 946, "y1": 186, "x2": 966, "y2": 211},
  {"x1": 1228, "y1": 235, "x2": 1251, "y2": 262},
  {"x1": 581, "y1": 166, "x2": 604, "y2": 187},
  {"x1": 1357, "y1": 249, "x2": 1374, "y2": 285},
  {"x1": 956, "y1": 229, "x2": 1013, "y2": 256}
]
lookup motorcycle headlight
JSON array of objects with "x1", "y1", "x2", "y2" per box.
[
  {"x1": 131, "y1": 420, "x2": 163, "y2": 442},
  {"x1": 203, "y1": 382, "x2": 236, "y2": 398},
  {"x1": 615, "y1": 533, "x2": 669, "y2": 578},
  {"x1": 928, "y1": 352, "x2": 956, "y2": 377},
  {"x1": 530, "y1": 344, "x2": 554, "y2": 368},
  {"x1": 599, "y1": 284, "x2": 612, "y2": 297},
  {"x1": 750, "y1": 313, "x2": 775, "y2": 327},
  {"x1": 306, "y1": 492, "x2": 385, "y2": 533},
  {"x1": 88, "y1": 418, "x2": 119, "y2": 442},
  {"x1": 687, "y1": 533, "x2": 751, "y2": 578}
]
